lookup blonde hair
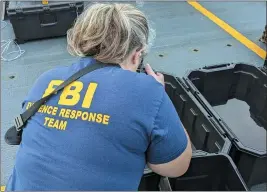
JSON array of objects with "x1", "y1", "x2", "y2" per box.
[{"x1": 67, "y1": 3, "x2": 149, "y2": 64}]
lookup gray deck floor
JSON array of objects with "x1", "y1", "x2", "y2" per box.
[{"x1": 1, "y1": 1, "x2": 266, "y2": 186}]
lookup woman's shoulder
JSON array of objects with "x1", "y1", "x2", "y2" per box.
[
  {"x1": 37, "y1": 65, "x2": 72, "y2": 81},
  {"x1": 119, "y1": 69, "x2": 163, "y2": 87},
  {"x1": 136, "y1": 72, "x2": 163, "y2": 88},
  {"x1": 120, "y1": 70, "x2": 165, "y2": 99}
]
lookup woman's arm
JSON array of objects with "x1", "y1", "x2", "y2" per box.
[{"x1": 145, "y1": 64, "x2": 192, "y2": 178}]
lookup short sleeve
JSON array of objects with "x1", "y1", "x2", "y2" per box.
[{"x1": 147, "y1": 91, "x2": 188, "y2": 164}]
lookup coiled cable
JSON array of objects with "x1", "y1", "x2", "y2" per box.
[{"x1": 1, "y1": 21, "x2": 25, "y2": 62}]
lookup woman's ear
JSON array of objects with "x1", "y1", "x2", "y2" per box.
[{"x1": 132, "y1": 48, "x2": 143, "y2": 66}]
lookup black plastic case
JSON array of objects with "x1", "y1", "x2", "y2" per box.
[
  {"x1": 7, "y1": 1, "x2": 84, "y2": 44},
  {"x1": 137, "y1": 68, "x2": 232, "y2": 153},
  {"x1": 164, "y1": 74, "x2": 231, "y2": 153},
  {"x1": 139, "y1": 151, "x2": 248, "y2": 191},
  {"x1": 184, "y1": 63, "x2": 267, "y2": 188}
]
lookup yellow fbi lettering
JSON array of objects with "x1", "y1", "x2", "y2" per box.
[
  {"x1": 58, "y1": 108, "x2": 110, "y2": 125},
  {"x1": 26, "y1": 102, "x2": 58, "y2": 115},
  {"x1": 25, "y1": 80, "x2": 111, "y2": 130},
  {"x1": 44, "y1": 117, "x2": 67, "y2": 130},
  {"x1": 42, "y1": 80, "x2": 98, "y2": 108}
]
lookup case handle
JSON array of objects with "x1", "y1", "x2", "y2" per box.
[
  {"x1": 41, "y1": 22, "x2": 57, "y2": 27},
  {"x1": 202, "y1": 63, "x2": 231, "y2": 70}
]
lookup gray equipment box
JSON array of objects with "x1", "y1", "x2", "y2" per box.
[{"x1": 7, "y1": 1, "x2": 84, "y2": 44}]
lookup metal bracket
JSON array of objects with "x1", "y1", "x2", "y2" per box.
[
  {"x1": 69, "y1": 3, "x2": 76, "y2": 8},
  {"x1": 15, "y1": 7, "x2": 22, "y2": 13},
  {"x1": 14, "y1": 115, "x2": 24, "y2": 132},
  {"x1": 15, "y1": 7, "x2": 22, "y2": 14},
  {"x1": 42, "y1": 5, "x2": 51, "y2": 13},
  {"x1": 13, "y1": 7, "x2": 24, "y2": 19},
  {"x1": 68, "y1": 3, "x2": 79, "y2": 17}
]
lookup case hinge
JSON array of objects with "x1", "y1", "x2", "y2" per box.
[
  {"x1": 69, "y1": 3, "x2": 79, "y2": 17},
  {"x1": 43, "y1": 6, "x2": 50, "y2": 12},
  {"x1": 15, "y1": 7, "x2": 23, "y2": 13},
  {"x1": 69, "y1": 3, "x2": 76, "y2": 8},
  {"x1": 14, "y1": 7, "x2": 24, "y2": 18}
]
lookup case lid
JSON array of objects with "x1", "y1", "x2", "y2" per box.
[
  {"x1": 183, "y1": 63, "x2": 267, "y2": 157},
  {"x1": 8, "y1": 1, "x2": 79, "y2": 9},
  {"x1": 7, "y1": 1, "x2": 83, "y2": 14}
]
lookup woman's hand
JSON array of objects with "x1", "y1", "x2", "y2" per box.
[{"x1": 145, "y1": 64, "x2": 165, "y2": 86}]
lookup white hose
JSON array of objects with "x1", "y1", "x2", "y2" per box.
[{"x1": 1, "y1": 21, "x2": 25, "y2": 62}]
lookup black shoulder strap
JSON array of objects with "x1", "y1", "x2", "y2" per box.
[{"x1": 14, "y1": 61, "x2": 113, "y2": 131}]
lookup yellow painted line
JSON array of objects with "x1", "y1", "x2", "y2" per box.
[
  {"x1": 1, "y1": 186, "x2": 5, "y2": 192},
  {"x1": 187, "y1": 1, "x2": 266, "y2": 60}
]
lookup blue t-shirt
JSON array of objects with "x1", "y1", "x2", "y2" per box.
[{"x1": 6, "y1": 57, "x2": 187, "y2": 191}]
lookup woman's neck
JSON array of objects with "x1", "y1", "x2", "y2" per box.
[{"x1": 119, "y1": 62, "x2": 137, "y2": 72}]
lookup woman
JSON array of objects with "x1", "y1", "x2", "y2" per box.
[{"x1": 6, "y1": 3, "x2": 192, "y2": 190}]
